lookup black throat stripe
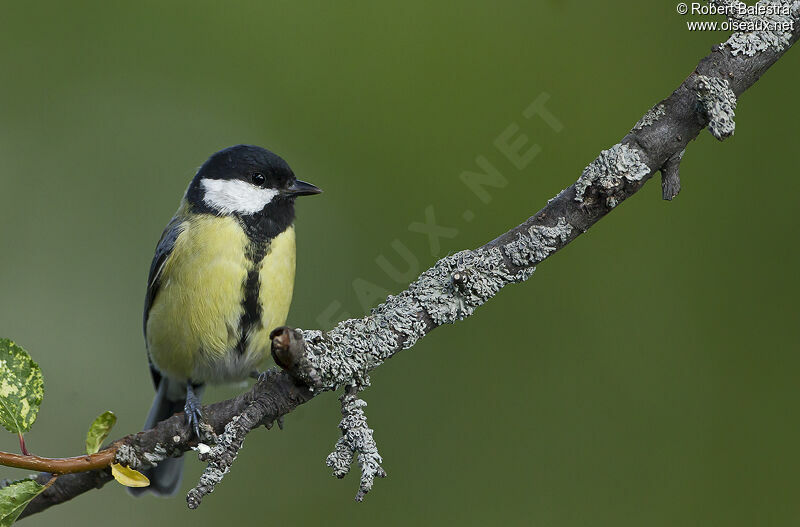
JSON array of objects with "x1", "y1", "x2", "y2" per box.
[{"x1": 236, "y1": 234, "x2": 270, "y2": 355}]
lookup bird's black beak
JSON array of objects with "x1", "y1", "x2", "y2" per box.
[{"x1": 283, "y1": 179, "x2": 322, "y2": 197}]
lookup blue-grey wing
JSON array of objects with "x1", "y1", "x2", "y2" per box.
[
  {"x1": 143, "y1": 216, "x2": 185, "y2": 334},
  {"x1": 143, "y1": 216, "x2": 184, "y2": 388}
]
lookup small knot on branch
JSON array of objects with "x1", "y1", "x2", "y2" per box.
[
  {"x1": 450, "y1": 268, "x2": 472, "y2": 314},
  {"x1": 450, "y1": 269, "x2": 470, "y2": 293},
  {"x1": 661, "y1": 148, "x2": 685, "y2": 201},
  {"x1": 270, "y1": 326, "x2": 323, "y2": 390}
]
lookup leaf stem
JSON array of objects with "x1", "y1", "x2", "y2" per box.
[{"x1": 18, "y1": 433, "x2": 29, "y2": 456}]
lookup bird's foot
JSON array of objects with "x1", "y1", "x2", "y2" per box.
[{"x1": 185, "y1": 384, "x2": 204, "y2": 438}]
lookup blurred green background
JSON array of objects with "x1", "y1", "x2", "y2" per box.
[{"x1": 1, "y1": 1, "x2": 799, "y2": 526}]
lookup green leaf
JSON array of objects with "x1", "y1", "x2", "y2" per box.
[
  {"x1": 0, "y1": 479, "x2": 45, "y2": 526},
  {"x1": 0, "y1": 339, "x2": 44, "y2": 434},
  {"x1": 85, "y1": 411, "x2": 116, "y2": 454}
]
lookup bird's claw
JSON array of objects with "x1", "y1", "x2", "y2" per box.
[
  {"x1": 185, "y1": 400, "x2": 203, "y2": 438},
  {"x1": 184, "y1": 385, "x2": 204, "y2": 438}
]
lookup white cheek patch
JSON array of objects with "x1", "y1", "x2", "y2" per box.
[{"x1": 200, "y1": 178, "x2": 279, "y2": 215}]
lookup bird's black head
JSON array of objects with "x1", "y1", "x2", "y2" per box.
[{"x1": 186, "y1": 145, "x2": 321, "y2": 239}]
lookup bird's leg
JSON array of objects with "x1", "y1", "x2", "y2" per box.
[{"x1": 185, "y1": 383, "x2": 203, "y2": 438}]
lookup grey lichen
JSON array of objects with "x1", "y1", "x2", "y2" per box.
[
  {"x1": 325, "y1": 387, "x2": 386, "y2": 502},
  {"x1": 574, "y1": 143, "x2": 651, "y2": 202},
  {"x1": 302, "y1": 247, "x2": 537, "y2": 391},
  {"x1": 503, "y1": 217, "x2": 573, "y2": 267},
  {"x1": 114, "y1": 443, "x2": 142, "y2": 468},
  {"x1": 187, "y1": 415, "x2": 247, "y2": 509},
  {"x1": 187, "y1": 467, "x2": 225, "y2": 509},
  {"x1": 716, "y1": 0, "x2": 800, "y2": 56},
  {"x1": 695, "y1": 75, "x2": 737, "y2": 140},
  {"x1": 633, "y1": 104, "x2": 666, "y2": 131},
  {"x1": 142, "y1": 444, "x2": 168, "y2": 465},
  {"x1": 409, "y1": 248, "x2": 530, "y2": 324},
  {"x1": 116, "y1": 437, "x2": 180, "y2": 472}
]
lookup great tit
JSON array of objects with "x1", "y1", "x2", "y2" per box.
[{"x1": 130, "y1": 145, "x2": 321, "y2": 496}]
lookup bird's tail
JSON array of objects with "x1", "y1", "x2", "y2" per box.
[{"x1": 128, "y1": 378, "x2": 190, "y2": 497}]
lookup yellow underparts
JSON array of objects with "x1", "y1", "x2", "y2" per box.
[{"x1": 146, "y1": 215, "x2": 296, "y2": 384}]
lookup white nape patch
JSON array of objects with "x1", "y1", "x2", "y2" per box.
[{"x1": 200, "y1": 178, "x2": 278, "y2": 215}]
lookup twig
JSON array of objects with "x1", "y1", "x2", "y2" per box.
[
  {"x1": 0, "y1": 449, "x2": 115, "y2": 474},
  {"x1": 661, "y1": 149, "x2": 685, "y2": 201},
  {"x1": 325, "y1": 385, "x2": 386, "y2": 502}
]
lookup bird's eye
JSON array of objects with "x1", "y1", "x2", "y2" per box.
[{"x1": 251, "y1": 173, "x2": 266, "y2": 186}]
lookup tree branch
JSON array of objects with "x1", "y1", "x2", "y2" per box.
[{"x1": 12, "y1": 1, "x2": 800, "y2": 519}]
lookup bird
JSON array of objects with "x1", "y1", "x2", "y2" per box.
[{"x1": 130, "y1": 144, "x2": 321, "y2": 496}]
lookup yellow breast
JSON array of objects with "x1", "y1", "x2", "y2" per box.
[
  {"x1": 246, "y1": 225, "x2": 296, "y2": 357},
  {"x1": 146, "y1": 214, "x2": 296, "y2": 384}
]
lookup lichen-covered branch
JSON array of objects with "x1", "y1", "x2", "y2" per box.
[
  {"x1": 15, "y1": 2, "x2": 800, "y2": 519},
  {"x1": 295, "y1": 0, "x2": 800, "y2": 393},
  {"x1": 184, "y1": 330, "x2": 324, "y2": 510},
  {"x1": 17, "y1": 370, "x2": 314, "y2": 519}
]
